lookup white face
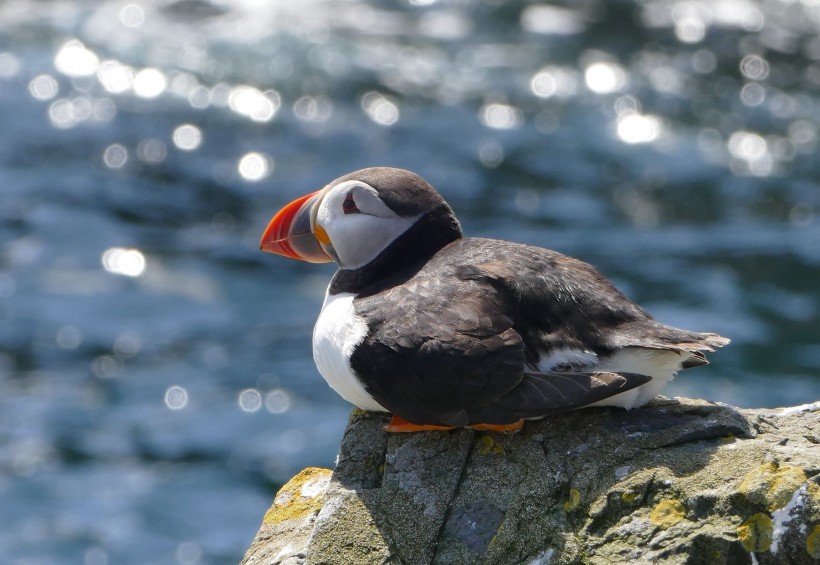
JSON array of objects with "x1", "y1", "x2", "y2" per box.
[{"x1": 314, "y1": 180, "x2": 421, "y2": 270}]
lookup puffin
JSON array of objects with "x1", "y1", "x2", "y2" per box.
[{"x1": 260, "y1": 167, "x2": 729, "y2": 433}]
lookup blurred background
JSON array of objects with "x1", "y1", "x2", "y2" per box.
[{"x1": 1, "y1": 0, "x2": 819, "y2": 562}]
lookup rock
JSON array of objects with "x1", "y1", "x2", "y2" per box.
[
  {"x1": 241, "y1": 398, "x2": 820, "y2": 565},
  {"x1": 241, "y1": 467, "x2": 332, "y2": 565}
]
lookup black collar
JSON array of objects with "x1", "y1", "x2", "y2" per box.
[{"x1": 329, "y1": 206, "x2": 462, "y2": 297}]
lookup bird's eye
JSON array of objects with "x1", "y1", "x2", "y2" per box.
[{"x1": 342, "y1": 193, "x2": 360, "y2": 214}]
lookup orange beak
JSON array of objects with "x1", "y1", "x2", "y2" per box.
[{"x1": 259, "y1": 190, "x2": 332, "y2": 263}]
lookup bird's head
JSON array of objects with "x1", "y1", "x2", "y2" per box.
[{"x1": 260, "y1": 167, "x2": 462, "y2": 270}]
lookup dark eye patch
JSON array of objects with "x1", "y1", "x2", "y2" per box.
[{"x1": 343, "y1": 192, "x2": 360, "y2": 214}]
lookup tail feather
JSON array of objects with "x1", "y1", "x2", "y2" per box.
[
  {"x1": 669, "y1": 332, "x2": 731, "y2": 353},
  {"x1": 608, "y1": 320, "x2": 730, "y2": 355}
]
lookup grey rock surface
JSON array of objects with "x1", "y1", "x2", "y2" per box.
[{"x1": 241, "y1": 398, "x2": 820, "y2": 565}]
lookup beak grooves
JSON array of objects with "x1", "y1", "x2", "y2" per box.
[{"x1": 259, "y1": 190, "x2": 333, "y2": 263}]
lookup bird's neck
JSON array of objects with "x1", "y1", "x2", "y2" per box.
[{"x1": 329, "y1": 206, "x2": 462, "y2": 297}]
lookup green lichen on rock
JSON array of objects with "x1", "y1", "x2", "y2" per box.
[
  {"x1": 620, "y1": 490, "x2": 640, "y2": 504},
  {"x1": 563, "y1": 488, "x2": 582, "y2": 512},
  {"x1": 243, "y1": 398, "x2": 820, "y2": 565},
  {"x1": 476, "y1": 434, "x2": 504, "y2": 455}
]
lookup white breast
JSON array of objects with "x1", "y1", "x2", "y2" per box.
[{"x1": 312, "y1": 291, "x2": 387, "y2": 412}]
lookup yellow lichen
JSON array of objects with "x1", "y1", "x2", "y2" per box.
[
  {"x1": 737, "y1": 513, "x2": 773, "y2": 553},
  {"x1": 563, "y1": 488, "x2": 581, "y2": 511},
  {"x1": 807, "y1": 481, "x2": 820, "y2": 504},
  {"x1": 477, "y1": 434, "x2": 504, "y2": 455},
  {"x1": 263, "y1": 467, "x2": 332, "y2": 525},
  {"x1": 621, "y1": 491, "x2": 640, "y2": 504},
  {"x1": 738, "y1": 461, "x2": 807, "y2": 511},
  {"x1": 649, "y1": 499, "x2": 685, "y2": 529},
  {"x1": 807, "y1": 525, "x2": 820, "y2": 559}
]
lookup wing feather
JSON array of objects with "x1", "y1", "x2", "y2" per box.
[{"x1": 478, "y1": 371, "x2": 652, "y2": 422}]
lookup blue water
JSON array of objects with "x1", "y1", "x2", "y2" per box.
[{"x1": 1, "y1": 0, "x2": 819, "y2": 562}]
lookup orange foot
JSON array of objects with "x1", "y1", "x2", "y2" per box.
[
  {"x1": 384, "y1": 415, "x2": 456, "y2": 432},
  {"x1": 384, "y1": 415, "x2": 525, "y2": 434},
  {"x1": 467, "y1": 420, "x2": 525, "y2": 434}
]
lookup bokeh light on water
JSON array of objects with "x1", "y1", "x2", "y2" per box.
[
  {"x1": 1, "y1": 0, "x2": 819, "y2": 562},
  {"x1": 54, "y1": 40, "x2": 99, "y2": 77},
  {"x1": 172, "y1": 124, "x2": 203, "y2": 151},
  {"x1": 237, "y1": 152, "x2": 273, "y2": 181},
  {"x1": 101, "y1": 247, "x2": 146, "y2": 277}
]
